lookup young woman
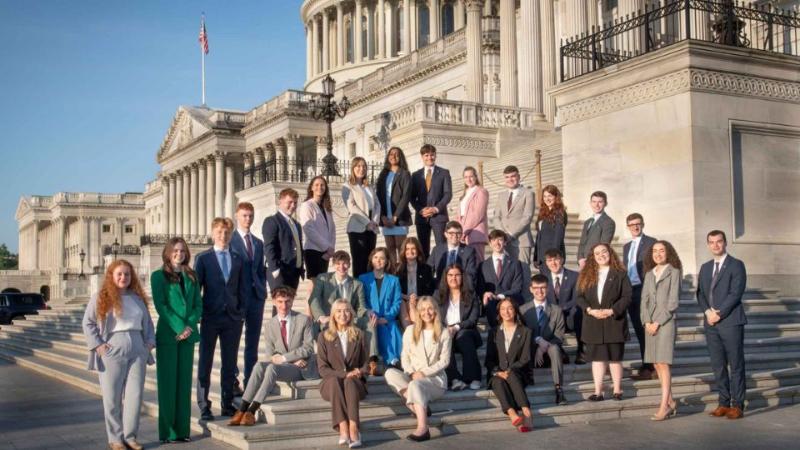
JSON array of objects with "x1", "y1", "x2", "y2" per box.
[
  {"x1": 299, "y1": 175, "x2": 337, "y2": 283},
  {"x1": 385, "y1": 296, "x2": 452, "y2": 442},
  {"x1": 150, "y1": 237, "x2": 202, "y2": 443},
  {"x1": 455, "y1": 166, "x2": 489, "y2": 259},
  {"x1": 317, "y1": 300, "x2": 371, "y2": 448},
  {"x1": 358, "y1": 247, "x2": 403, "y2": 369},
  {"x1": 576, "y1": 243, "x2": 632, "y2": 401},
  {"x1": 641, "y1": 240, "x2": 682, "y2": 420},
  {"x1": 82, "y1": 259, "x2": 155, "y2": 450},
  {"x1": 343, "y1": 156, "x2": 381, "y2": 278},
  {"x1": 485, "y1": 298, "x2": 533, "y2": 432},
  {"x1": 533, "y1": 184, "x2": 567, "y2": 269},
  {"x1": 376, "y1": 146, "x2": 412, "y2": 265},
  {"x1": 435, "y1": 264, "x2": 482, "y2": 391},
  {"x1": 397, "y1": 237, "x2": 436, "y2": 329}
]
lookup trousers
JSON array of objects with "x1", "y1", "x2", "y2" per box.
[
  {"x1": 98, "y1": 331, "x2": 148, "y2": 444},
  {"x1": 243, "y1": 361, "x2": 303, "y2": 404},
  {"x1": 156, "y1": 338, "x2": 195, "y2": 441}
]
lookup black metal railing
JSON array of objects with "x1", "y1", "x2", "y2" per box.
[
  {"x1": 242, "y1": 157, "x2": 384, "y2": 189},
  {"x1": 102, "y1": 245, "x2": 141, "y2": 256},
  {"x1": 561, "y1": 0, "x2": 800, "y2": 81},
  {"x1": 140, "y1": 234, "x2": 212, "y2": 246}
]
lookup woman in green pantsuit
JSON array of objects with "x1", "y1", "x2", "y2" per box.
[{"x1": 151, "y1": 237, "x2": 202, "y2": 443}]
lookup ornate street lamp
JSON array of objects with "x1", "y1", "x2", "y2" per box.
[
  {"x1": 112, "y1": 238, "x2": 120, "y2": 261},
  {"x1": 78, "y1": 249, "x2": 86, "y2": 280},
  {"x1": 711, "y1": 0, "x2": 750, "y2": 48},
  {"x1": 308, "y1": 74, "x2": 350, "y2": 177}
]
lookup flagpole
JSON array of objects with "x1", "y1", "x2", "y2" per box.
[{"x1": 201, "y1": 44, "x2": 206, "y2": 106}]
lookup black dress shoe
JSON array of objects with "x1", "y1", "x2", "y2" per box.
[
  {"x1": 426, "y1": 406, "x2": 432, "y2": 417},
  {"x1": 160, "y1": 439, "x2": 174, "y2": 444},
  {"x1": 588, "y1": 394, "x2": 604, "y2": 402},
  {"x1": 200, "y1": 408, "x2": 215, "y2": 421},
  {"x1": 574, "y1": 355, "x2": 587, "y2": 365},
  {"x1": 406, "y1": 430, "x2": 431, "y2": 442},
  {"x1": 612, "y1": 392, "x2": 623, "y2": 401},
  {"x1": 555, "y1": 387, "x2": 567, "y2": 405},
  {"x1": 175, "y1": 437, "x2": 191, "y2": 443},
  {"x1": 220, "y1": 406, "x2": 237, "y2": 417}
]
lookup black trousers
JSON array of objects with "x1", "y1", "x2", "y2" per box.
[
  {"x1": 628, "y1": 284, "x2": 653, "y2": 370},
  {"x1": 707, "y1": 324, "x2": 746, "y2": 408},
  {"x1": 240, "y1": 300, "x2": 265, "y2": 386},
  {"x1": 446, "y1": 329, "x2": 482, "y2": 385},
  {"x1": 416, "y1": 219, "x2": 446, "y2": 259},
  {"x1": 565, "y1": 306, "x2": 585, "y2": 357},
  {"x1": 491, "y1": 371, "x2": 530, "y2": 413},
  {"x1": 348, "y1": 230, "x2": 377, "y2": 278},
  {"x1": 197, "y1": 316, "x2": 243, "y2": 410}
]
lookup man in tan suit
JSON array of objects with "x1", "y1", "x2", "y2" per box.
[{"x1": 492, "y1": 165, "x2": 535, "y2": 298}]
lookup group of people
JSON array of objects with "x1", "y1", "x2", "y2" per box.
[{"x1": 81, "y1": 143, "x2": 749, "y2": 449}]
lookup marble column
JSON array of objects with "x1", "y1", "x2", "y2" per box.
[
  {"x1": 619, "y1": 0, "x2": 645, "y2": 16},
  {"x1": 55, "y1": 218, "x2": 66, "y2": 269},
  {"x1": 499, "y1": 0, "x2": 518, "y2": 107},
  {"x1": 322, "y1": 9, "x2": 331, "y2": 72},
  {"x1": 430, "y1": 0, "x2": 441, "y2": 43},
  {"x1": 540, "y1": 0, "x2": 556, "y2": 121},
  {"x1": 30, "y1": 221, "x2": 39, "y2": 270},
  {"x1": 519, "y1": 0, "x2": 544, "y2": 117},
  {"x1": 403, "y1": 0, "x2": 412, "y2": 54},
  {"x1": 182, "y1": 169, "x2": 190, "y2": 236},
  {"x1": 92, "y1": 217, "x2": 102, "y2": 269},
  {"x1": 386, "y1": 0, "x2": 395, "y2": 56},
  {"x1": 484, "y1": 0, "x2": 492, "y2": 15},
  {"x1": 198, "y1": 160, "x2": 207, "y2": 236},
  {"x1": 161, "y1": 177, "x2": 170, "y2": 234},
  {"x1": 355, "y1": 0, "x2": 364, "y2": 62},
  {"x1": 286, "y1": 135, "x2": 298, "y2": 162},
  {"x1": 378, "y1": 0, "x2": 386, "y2": 58},
  {"x1": 465, "y1": 0, "x2": 484, "y2": 102},
  {"x1": 214, "y1": 153, "x2": 225, "y2": 218},
  {"x1": 312, "y1": 16, "x2": 321, "y2": 75},
  {"x1": 455, "y1": 0, "x2": 465, "y2": 29},
  {"x1": 411, "y1": 0, "x2": 418, "y2": 50},
  {"x1": 306, "y1": 24, "x2": 313, "y2": 80},
  {"x1": 116, "y1": 218, "x2": 124, "y2": 249},
  {"x1": 189, "y1": 163, "x2": 198, "y2": 236},
  {"x1": 175, "y1": 171, "x2": 183, "y2": 236},
  {"x1": 253, "y1": 147, "x2": 264, "y2": 185},
  {"x1": 225, "y1": 164, "x2": 235, "y2": 219},
  {"x1": 169, "y1": 174, "x2": 177, "y2": 235},
  {"x1": 337, "y1": 2, "x2": 345, "y2": 66},
  {"x1": 205, "y1": 156, "x2": 215, "y2": 232},
  {"x1": 569, "y1": 0, "x2": 588, "y2": 37},
  {"x1": 243, "y1": 153, "x2": 253, "y2": 189},
  {"x1": 587, "y1": 0, "x2": 599, "y2": 31},
  {"x1": 275, "y1": 139, "x2": 287, "y2": 181}
]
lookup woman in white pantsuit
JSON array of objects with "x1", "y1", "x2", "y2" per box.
[
  {"x1": 385, "y1": 296, "x2": 451, "y2": 442},
  {"x1": 82, "y1": 259, "x2": 155, "y2": 450}
]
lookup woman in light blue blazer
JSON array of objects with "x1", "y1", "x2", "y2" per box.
[{"x1": 359, "y1": 247, "x2": 403, "y2": 369}]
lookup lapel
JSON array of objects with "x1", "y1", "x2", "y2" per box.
[
  {"x1": 656, "y1": 264, "x2": 673, "y2": 286},
  {"x1": 636, "y1": 235, "x2": 649, "y2": 262},
  {"x1": 600, "y1": 271, "x2": 616, "y2": 305},
  {"x1": 711, "y1": 257, "x2": 729, "y2": 290},
  {"x1": 207, "y1": 249, "x2": 227, "y2": 285},
  {"x1": 558, "y1": 271, "x2": 569, "y2": 297},
  {"x1": 508, "y1": 187, "x2": 524, "y2": 213},
  {"x1": 463, "y1": 186, "x2": 478, "y2": 216},
  {"x1": 459, "y1": 297, "x2": 470, "y2": 320},
  {"x1": 274, "y1": 316, "x2": 289, "y2": 353}
]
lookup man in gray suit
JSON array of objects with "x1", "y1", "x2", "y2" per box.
[
  {"x1": 492, "y1": 165, "x2": 535, "y2": 272},
  {"x1": 520, "y1": 274, "x2": 567, "y2": 405},
  {"x1": 576, "y1": 191, "x2": 616, "y2": 269},
  {"x1": 228, "y1": 286, "x2": 317, "y2": 426}
]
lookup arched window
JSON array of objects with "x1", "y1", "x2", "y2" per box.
[
  {"x1": 442, "y1": 1, "x2": 455, "y2": 36},
  {"x1": 418, "y1": 3, "x2": 430, "y2": 47}
]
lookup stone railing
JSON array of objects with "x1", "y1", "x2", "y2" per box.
[
  {"x1": 140, "y1": 234, "x2": 212, "y2": 246},
  {"x1": 27, "y1": 196, "x2": 53, "y2": 208},
  {"x1": 209, "y1": 110, "x2": 247, "y2": 126},
  {"x1": 243, "y1": 90, "x2": 323, "y2": 133},
  {"x1": 0, "y1": 270, "x2": 50, "y2": 277},
  {"x1": 388, "y1": 97, "x2": 539, "y2": 131},
  {"x1": 52, "y1": 192, "x2": 145, "y2": 205}
]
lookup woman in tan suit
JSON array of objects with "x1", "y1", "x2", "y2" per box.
[
  {"x1": 385, "y1": 296, "x2": 451, "y2": 442},
  {"x1": 641, "y1": 240, "x2": 682, "y2": 420},
  {"x1": 317, "y1": 299, "x2": 371, "y2": 448}
]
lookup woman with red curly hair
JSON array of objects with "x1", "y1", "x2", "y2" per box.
[{"x1": 82, "y1": 259, "x2": 155, "y2": 450}]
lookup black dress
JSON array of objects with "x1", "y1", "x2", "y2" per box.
[{"x1": 575, "y1": 269, "x2": 632, "y2": 362}]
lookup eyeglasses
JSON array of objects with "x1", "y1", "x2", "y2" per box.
[
  {"x1": 627, "y1": 222, "x2": 643, "y2": 228},
  {"x1": 446, "y1": 231, "x2": 463, "y2": 236}
]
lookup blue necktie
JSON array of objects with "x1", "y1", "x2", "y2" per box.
[
  {"x1": 219, "y1": 251, "x2": 230, "y2": 282},
  {"x1": 537, "y1": 305, "x2": 545, "y2": 327},
  {"x1": 627, "y1": 241, "x2": 639, "y2": 284},
  {"x1": 448, "y1": 249, "x2": 457, "y2": 265}
]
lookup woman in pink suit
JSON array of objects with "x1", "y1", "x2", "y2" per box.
[{"x1": 456, "y1": 166, "x2": 489, "y2": 259}]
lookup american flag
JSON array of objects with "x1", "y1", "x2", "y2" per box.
[{"x1": 198, "y1": 16, "x2": 209, "y2": 54}]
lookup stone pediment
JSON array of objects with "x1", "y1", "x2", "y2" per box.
[{"x1": 156, "y1": 106, "x2": 214, "y2": 163}]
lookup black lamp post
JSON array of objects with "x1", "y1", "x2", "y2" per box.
[
  {"x1": 112, "y1": 238, "x2": 120, "y2": 261},
  {"x1": 78, "y1": 249, "x2": 86, "y2": 280},
  {"x1": 308, "y1": 75, "x2": 350, "y2": 177}
]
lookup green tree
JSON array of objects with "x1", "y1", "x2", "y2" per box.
[{"x1": 0, "y1": 243, "x2": 18, "y2": 270}]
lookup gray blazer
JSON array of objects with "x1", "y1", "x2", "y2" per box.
[
  {"x1": 308, "y1": 272, "x2": 368, "y2": 321},
  {"x1": 576, "y1": 212, "x2": 616, "y2": 261},
  {"x1": 82, "y1": 293, "x2": 156, "y2": 371},
  {"x1": 641, "y1": 264, "x2": 681, "y2": 326},
  {"x1": 520, "y1": 301, "x2": 565, "y2": 346},
  {"x1": 492, "y1": 186, "x2": 535, "y2": 248},
  {"x1": 265, "y1": 311, "x2": 318, "y2": 379}
]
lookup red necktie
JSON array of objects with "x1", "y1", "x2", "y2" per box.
[
  {"x1": 495, "y1": 258, "x2": 503, "y2": 279},
  {"x1": 280, "y1": 319, "x2": 288, "y2": 349},
  {"x1": 507, "y1": 192, "x2": 513, "y2": 210},
  {"x1": 245, "y1": 234, "x2": 253, "y2": 260},
  {"x1": 554, "y1": 276, "x2": 561, "y2": 301}
]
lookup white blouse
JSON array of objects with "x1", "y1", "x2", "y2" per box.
[
  {"x1": 112, "y1": 293, "x2": 144, "y2": 332},
  {"x1": 597, "y1": 267, "x2": 610, "y2": 305},
  {"x1": 446, "y1": 298, "x2": 461, "y2": 326},
  {"x1": 460, "y1": 186, "x2": 477, "y2": 216},
  {"x1": 337, "y1": 330, "x2": 349, "y2": 356}
]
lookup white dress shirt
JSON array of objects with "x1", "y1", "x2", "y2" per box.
[
  {"x1": 460, "y1": 186, "x2": 477, "y2": 216},
  {"x1": 491, "y1": 253, "x2": 507, "y2": 300},
  {"x1": 446, "y1": 298, "x2": 461, "y2": 327},
  {"x1": 337, "y1": 330, "x2": 349, "y2": 356},
  {"x1": 213, "y1": 245, "x2": 231, "y2": 281},
  {"x1": 597, "y1": 267, "x2": 610, "y2": 305}
]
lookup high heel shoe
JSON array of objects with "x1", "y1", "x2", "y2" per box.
[
  {"x1": 338, "y1": 436, "x2": 350, "y2": 446},
  {"x1": 511, "y1": 416, "x2": 524, "y2": 427},
  {"x1": 651, "y1": 407, "x2": 673, "y2": 421},
  {"x1": 349, "y1": 434, "x2": 363, "y2": 448},
  {"x1": 669, "y1": 401, "x2": 678, "y2": 416}
]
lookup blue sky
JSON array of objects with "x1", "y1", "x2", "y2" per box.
[{"x1": 0, "y1": 1, "x2": 306, "y2": 252}]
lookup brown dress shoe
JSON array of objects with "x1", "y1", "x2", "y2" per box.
[
  {"x1": 228, "y1": 410, "x2": 246, "y2": 426},
  {"x1": 108, "y1": 443, "x2": 126, "y2": 450},
  {"x1": 631, "y1": 368, "x2": 654, "y2": 381},
  {"x1": 709, "y1": 406, "x2": 730, "y2": 417},
  {"x1": 726, "y1": 407, "x2": 744, "y2": 419},
  {"x1": 125, "y1": 439, "x2": 144, "y2": 450},
  {"x1": 240, "y1": 411, "x2": 256, "y2": 426}
]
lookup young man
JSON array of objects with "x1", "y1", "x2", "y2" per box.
[
  {"x1": 194, "y1": 218, "x2": 246, "y2": 421},
  {"x1": 477, "y1": 230, "x2": 524, "y2": 329},
  {"x1": 697, "y1": 230, "x2": 747, "y2": 420},
  {"x1": 228, "y1": 286, "x2": 317, "y2": 426},
  {"x1": 576, "y1": 191, "x2": 616, "y2": 269},
  {"x1": 410, "y1": 144, "x2": 452, "y2": 258},
  {"x1": 427, "y1": 221, "x2": 478, "y2": 288},
  {"x1": 262, "y1": 188, "x2": 304, "y2": 290},
  {"x1": 491, "y1": 165, "x2": 535, "y2": 268},
  {"x1": 520, "y1": 274, "x2": 567, "y2": 405},
  {"x1": 230, "y1": 202, "x2": 267, "y2": 391},
  {"x1": 622, "y1": 213, "x2": 658, "y2": 380},
  {"x1": 542, "y1": 249, "x2": 584, "y2": 364}
]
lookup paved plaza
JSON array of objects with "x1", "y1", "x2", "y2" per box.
[{"x1": 1, "y1": 359, "x2": 798, "y2": 450}]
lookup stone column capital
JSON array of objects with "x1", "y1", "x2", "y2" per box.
[
  {"x1": 465, "y1": 0, "x2": 484, "y2": 11},
  {"x1": 214, "y1": 151, "x2": 227, "y2": 162},
  {"x1": 285, "y1": 134, "x2": 300, "y2": 145},
  {"x1": 275, "y1": 138, "x2": 287, "y2": 149},
  {"x1": 191, "y1": 162, "x2": 199, "y2": 171}
]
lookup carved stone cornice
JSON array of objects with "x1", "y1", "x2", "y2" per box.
[{"x1": 557, "y1": 68, "x2": 800, "y2": 126}]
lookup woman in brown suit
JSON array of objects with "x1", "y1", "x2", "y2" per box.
[
  {"x1": 317, "y1": 299, "x2": 371, "y2": 448},
  {"x1": 576, "y1": 243, "x2": 632, "y2": 401}
]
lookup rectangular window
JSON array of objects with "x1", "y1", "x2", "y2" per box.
[
  {"x1": 124, "y1": 225, "x2": 134, "y2": 234},
  {"x1": 605, "y1": 0, "x2": 618, "y2": 11},
  {"x1": 102, "y1": 224, "x2": 111, "y2": 233}
]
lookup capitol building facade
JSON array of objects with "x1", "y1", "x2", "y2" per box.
[{"x1": 12, "y1": 0, "x2": 800, "y2": 298}]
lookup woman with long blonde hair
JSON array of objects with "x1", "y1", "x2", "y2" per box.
[
  {"x1": 455, "y1": 166, "x2": 489, "y2": 259},
  {"x1": 82, "y1": 259, "x2": 155, "y2": 450},
  {"x1": 385, "y1": 296, "x2": 452, "y2": 442}
]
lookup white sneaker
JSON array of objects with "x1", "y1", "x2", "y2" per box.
[
  {"x1": 469, "y1": 380, "x2": 482, "y2": 390},
  {"x1": 450, "y1": 379, "x2": 467, "y2": 391}
]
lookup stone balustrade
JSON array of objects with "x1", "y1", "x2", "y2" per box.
[{"x1": 388, "y1": 97, "x2": 539, "y2": 131}]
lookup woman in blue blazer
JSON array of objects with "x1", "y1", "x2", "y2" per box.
[{"x1": 358, "y1": 247, "x2": 403, "y2": 369}]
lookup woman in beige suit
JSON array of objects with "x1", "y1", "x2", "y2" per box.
[
  {"x1": 385, "y1": 296, "x2": 451, "y2": 442},
  {"x1": 299, "y1": 176, "x2": 337, "y2": 282},
  {"x1": 317, "y1": 299, "x2": 371, "y2": 448},
  {"x1": 343, "y1": 157, "x2": 381, "y2": 277},
  {"x1": 641, "y1": 240, "x2": 682, "y2": 420}
]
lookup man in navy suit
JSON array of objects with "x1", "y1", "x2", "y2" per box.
[
  {"x1": 697, "y1": 230, "x2": 747, "y2": 420},
  {"x1": 428, "y1": 221, "x2": 478, "y2": 289},
  {"x1": 542, "y1": 249, "x2": 584, "y2": 364},
  {"x1": 623, "y1": 213, "x2": 658, "y2": 380},
  {"x1": 411, "y1": 144, "x2": 452, "y2": 258},
  {"x1": 195, "y1": 217, "x2": 247, "y2": 421},
  {"x1": 477, "y1": 230, "x2": 524, "y2": 328},
  {"x1": 230, "y1": 202, "x2": 267, "y2": 390},
  {"x1": 262, "y1": 188, "x2": 304, "y2": 291}
]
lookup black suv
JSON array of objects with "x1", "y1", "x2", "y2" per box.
[{"x1": 0, "y1": 293, "x2": 48, "y2": 324}]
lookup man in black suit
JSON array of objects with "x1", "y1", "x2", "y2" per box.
[
  {"x1": 477, "y1": 230, "x2": 524, "y2": 328},
  {"x1": 262, "y1": 188, "x2": 304, "y2": 290},
  {"x1": 623, "y1": 213, "x2": 658, "y2": 380},
  {"x1": 411, "y1": 144, "x2": 452, "y2": 258},
  {"x1": 194, "y1": 217, "x2": 247, "y2": 420},
  {"x1": 697, "y1": 230, "x2": 747, "y2": 420},
  {"x1": 542, "y1": 249, "x2": 585, "y2": 364},
  {"x1": 520, "y1": 274, "x2": 567, "y2": 405},
  {"x1": 576, "y1": 191, "x2": 616, "y2": 269},
  {"x1": 428, "y1": 221, "x2": 478, "y2": 289}
]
